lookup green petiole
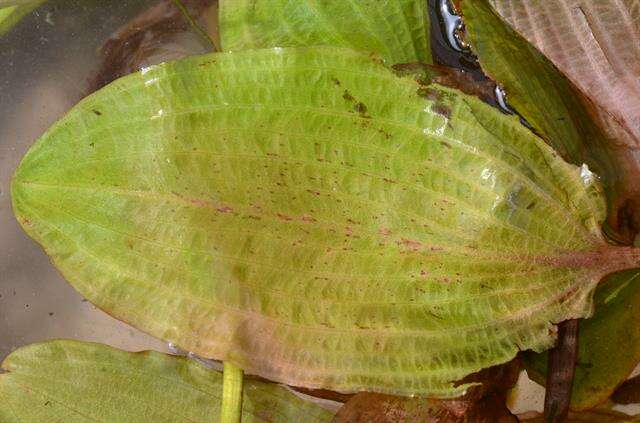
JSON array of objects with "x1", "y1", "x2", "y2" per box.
[{"x1": 220, "y1": 362, "x2": 244, "y2": 423}]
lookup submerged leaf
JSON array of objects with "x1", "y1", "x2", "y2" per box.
[
  {"x1": 0, "y1": 0, "x2": 43, "y2": 35},
  {"x1": 219, "y1": 0, "x2": 431, "y2": 65},
  {"x1": 0, "y1": 340, "x2": 333, "y2": 422},
  {"x1": 461, "y1": 0, "x2": 640, "y2": 243},
  {"x1": 12, "y1": 46, "x2": 640, "y2": 396},
  {"x1": 488, "y1": 1, "x2": 640, "y2": 233},
  {"x1": 488, "y1": 0, "x2": 640, "y2": 130},
  {"x1": 525, "y1": 269, "x2": 640, "y2": 410},
  {"x1": 89, "y1": 0, "x2": 216, "y2": 92}
]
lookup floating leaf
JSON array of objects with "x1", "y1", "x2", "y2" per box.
[
  {"x1": 219, "y1": 0, "x2": 431, "y2": 65},
  {"x1": 525, "y1": 269, "x2": 640, "y2": 410},
  {"x1": 12, "y1": 46, "x2": 640, "y2": 396},
  {"x1": 0, "y1": 340, "x2": 334, "y2": 422},
  {"x1": 461, "y1": 0, "x2": 640, "y2": 243}
]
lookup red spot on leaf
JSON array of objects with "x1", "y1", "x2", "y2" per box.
[{"x1": 398, "y1": 238, "x2": 423, "y2": 251}]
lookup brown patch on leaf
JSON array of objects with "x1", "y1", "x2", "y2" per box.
[
  {"x1": 432, "y1": 103, "x2": 452, "y2": 120},
  {"x1": 354, "y1": 102, "x2": 371, "y2": 118},
  {"x1": 429, "y1": 65, "x2": 496, "y2": 104},
  {"x1": 379, "y1": 228, "x2": 391, "y2": 237},
  {"x1": 342, "y1": 90, "x2": 356, "y2": 103},
  {"x1": 276, "y1": 213, "x2": 294, "y2": 221},
  {"x1": 397, "y1": 238, "x2": 423, "y2": 251}
]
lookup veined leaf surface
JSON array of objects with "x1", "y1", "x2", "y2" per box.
[
  {"x1": 489, "y1": 0, "x2": 640, "y2": 152},
  {"x1": 461, "y1": 0, "x2": 640, "y2": 242},
  {"x1": 0, "y1": 340, "x2": 333, "y2": 422},
  {"x1": 460, "y1": 0, "x2": 640, "y2": 404},
  {"x1": 219, "y1": 0, "x2": 431, "y2": 65},
  {"x1": 12, "y1": 47, "x2": 640, "y2": 396}
]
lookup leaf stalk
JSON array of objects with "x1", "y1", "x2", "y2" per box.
[{"x1": 220, "y1": 362, "x2": 244, "y2": 423}]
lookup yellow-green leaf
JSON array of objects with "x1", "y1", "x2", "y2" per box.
[
  {"x1": 0, "y1": 340, "x2": 334, "y2": 422},
  {"x1": 219, "y1": 0, "x2": 431, "y2": 65},
  {"x1": 12, "y1": 46, "x2": 640, "y2": 397}
]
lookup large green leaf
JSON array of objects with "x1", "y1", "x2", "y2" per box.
[
  {"x1": 525, "y1": 268, "x2": 640, "y2": 410},
  {"x1": 219, "y1": 0, "x2": 431, "y2": 65},
  {"x1": 0, "y1": 340, "x2": 333, "y2": 422},
  {"x1": 12, "y1": 46, "x2": 640, "y2": 396},
  {"x1": 461, "y1": 0, "x2": 639, "y2": 242}
]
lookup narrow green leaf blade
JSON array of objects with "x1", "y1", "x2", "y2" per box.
[
  {"x1": 12, "y1": 47, "x2": 629, "y2": 397},
  {"x1": 0, "y1": 340, "x2": 334, "y2": 422},
  {"x1": 219, "y1": 0, "x2": 431, "y2": 65}
]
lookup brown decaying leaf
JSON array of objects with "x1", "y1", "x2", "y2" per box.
[
  {"x1": 544, "y1": 319, "x2": 579, "y2": 422},
  {"x1": 333, "y1": 360, "x2": 520, "y2": 422},
  {"x1": 520, "y1": 408, "x2": 639, "y2": 422},
  {"x1": 88, "y1": 0, "x2": 216, "y2": 92},
  {"x1": 489, "y1": 0, "x2": 640, "y2": 240},
  {"x1": 612, "y1": 374, "x2": 640, "y2": 404}
]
